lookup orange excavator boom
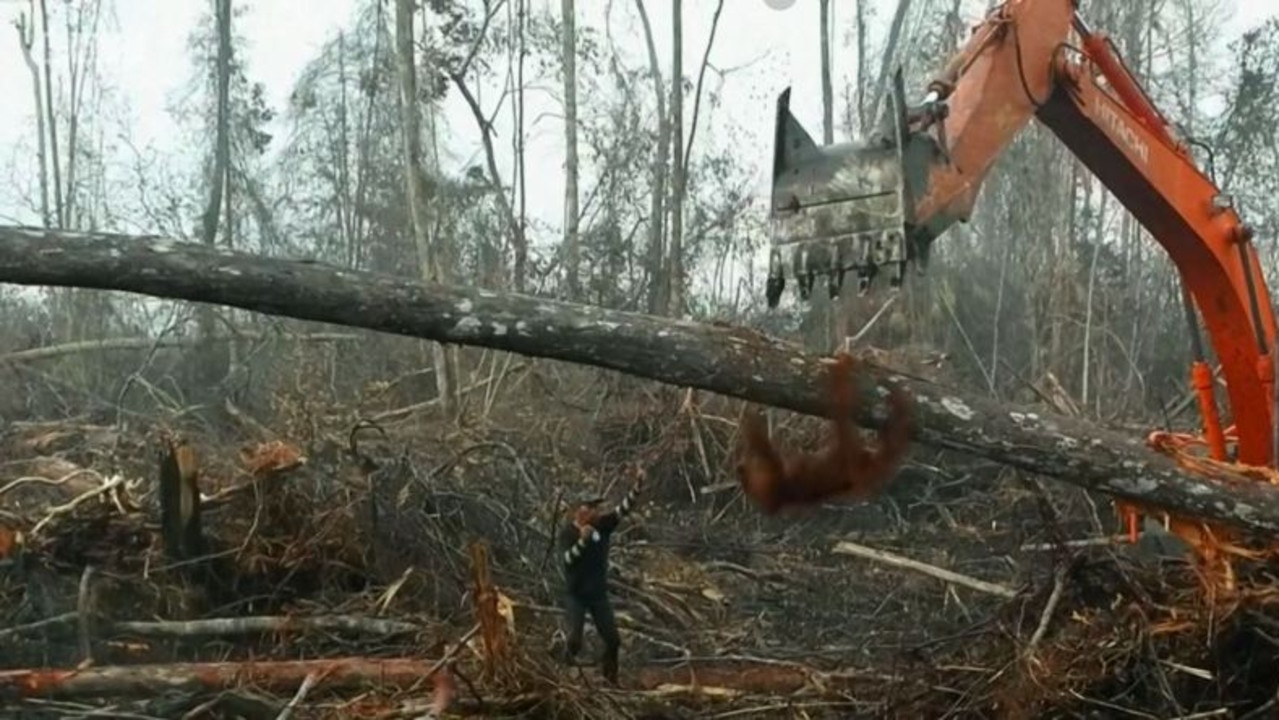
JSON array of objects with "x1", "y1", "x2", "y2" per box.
[{"x1": 768, "y1": 0, "x2": 1277, "y2": 473}]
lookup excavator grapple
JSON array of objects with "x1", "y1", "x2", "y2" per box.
[{"x1": 767, "y1": 71, "x2": 939, "y2": 307}]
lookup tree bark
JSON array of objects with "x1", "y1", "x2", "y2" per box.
[
  {"x1": 0, "y1": 658, "x2": 443, "y2": 698},
  {"x1": 1, "y1": 226, "x2": 1278, "y2": 534},
  {"x1": 39, "y1": 0, "x2": 63, "y2": 228},
  {"x1": 0, "y1": 655, "x2": 886, "y2": 700},
  {"x1": 194, "y1": 0, "x2": 235, "y2": 391},
  {"x1": 200, "y1": 0, "x2": 232, "y2": 251},
  {"x1": 62, "y1": 0, "x2": 101, "y2": 229},
  {"x1": 820, "y1": 0, "x2": 833, "y2": 145},
  {"x1": 666, "y1": 0, "x2": 685, "y2": 317},
  {"x1": 560, "y1": 0, "x2": 580, "y2": 300},
  {"x1": 515, "y1": 0, "x2": 528, "y2": 292},
  {"x1": 819, "y1": 0, "x2": 839, "y2": 347},
  {"x1": 634, "y1": 0, "x2": 669, "y2": 316},
  {"x1": 395, "y1": 0, "x2": 456, "y2": 418},
  {"x1": 868, "y1": 0, "x2": 913, "y2": 132},
  {"x1": 15, "y1": 13, "x2": 50, "y2": 228},
  {"x1": 855, "y1": 0, "x2": 867, "y2": 135}
]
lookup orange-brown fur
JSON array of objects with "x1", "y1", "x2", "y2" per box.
[
  {"x1": 736, "y1": 353, "x2": 913, "y2": 514},
  {"x1": 572, "y1": 505, "x2": 597, "y2": 535}
]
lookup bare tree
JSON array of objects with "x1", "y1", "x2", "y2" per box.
[
  {"x1": 666, "y1": 0, "x2": 684, "y2": 316},
  {"x1": 443, "y1": 3, "x2": 523, "y2": 296},
  {"x1": 561, "y1": 0, "x2": 580, "y2": 299},
  {"x1": 681, "y1": 0, "x2": 725, "y2": 192},
  {"x1": 200, "y1": 0, "x2": 232, "y2": 251},
  {"x1": 14, "y1": 0, "x2": 121, "y2": 357},
  {"x1": 515, "y1": 0, "x2": 528, "y2": 292},
  {"x1": 59, "y1": 0, "x2": 104, "y2": 228},
  {"x1": 13, "y1": 5, "x2": 50, "y2": 227},
  {"x1": 676, "y1": 0, "x2": 726, "y2": 312},
  {"x1": 867, "y1": 0, "x2": 913, "y2": 132},
  {"x1": 395, "y1": 0, "x2": 456, "y2": 418},
  {"x1": 283, "y1": 2, "x2": 396, "y2": 273},
  {"x1": 334, "y1": 32, "x2": 355, "y2": 262},
  {"x1": 820, "y1": 0, "x2": 833, "y2": 144},
  {"x1": 192, "y1": 0, "x2": 234, "y2": 389},
  {"x1": 855, "y1": 0, "x2": 867, "y2": 134},
  {"x1": 819, "y1": 0, "x2": 836, "y2": 348},
  {"x1": 634, "y1": 0, "x2": 669, "y2": 315},
  {"x1": 447, "y1": 70, "x2": 524, "y2": 291},
  {"x1": 39, "y1": 0, "x2": 63, "y2": 226}
]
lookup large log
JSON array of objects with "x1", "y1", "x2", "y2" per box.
[
  {"x1": 0, "y1": 658, "x2": 442, "y2": 698},
  {"x1": 0, "y1": 656, "x2": 886, "y2": 701},
  {"x1": 0, "y1": 226, "x2": 1277, "y2": 532}
]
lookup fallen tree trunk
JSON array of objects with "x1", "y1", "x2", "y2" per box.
[
  {"x1": 108, "y1": 615, "x2": 422, "y2": 638},
  {"x1": 0, "y1": 658, "x2": 442, "y2": 698},
  {"x1": 0, "y1": 332, "x2": 359, "y2": 364},
  {"x1": 0, "y1": 657, "x2": 890, "y2": 700},
  {"x1": 0, "y1": 226, "x2": 1277, "y2": 532}
]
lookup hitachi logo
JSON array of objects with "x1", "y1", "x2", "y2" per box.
[{"x1": 1098, "y1": 102, "x2": 1150, "y2": 165}]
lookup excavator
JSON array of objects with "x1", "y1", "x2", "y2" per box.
[{"x1": 766, "y1": 0, "x2": 1278, "y2": 590}]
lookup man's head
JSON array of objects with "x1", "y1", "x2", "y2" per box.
[{"x1": 568, "y1": 496, "x2": 605, "y2": 526}]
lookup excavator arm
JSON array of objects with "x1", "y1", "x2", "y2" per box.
[{"x1": 769, "y1": 0, "x2": 1277, "y2": 471}]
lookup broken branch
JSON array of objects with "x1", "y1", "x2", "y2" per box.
[
  {"x1": 109, "y1": 615, "x2": 423, "y2": 638},
  {"x1": 0, "y1": 332, "x2": 359, "y2": 364},
  {"x1": 832, "y1": 540, "x2": 1018, "y2": 599}
]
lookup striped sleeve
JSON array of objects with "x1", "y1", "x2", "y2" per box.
[{"x1": 562, "y1": 472, "x2": 644, "y2": 567}]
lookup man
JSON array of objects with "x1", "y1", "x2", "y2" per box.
[{"x1": 558, "y1": 467, "x2": 644, "y2": 685}]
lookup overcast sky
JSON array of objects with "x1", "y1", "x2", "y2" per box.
[{"x1": 0, "y1": 0, "x2": 1273, "y2": 234}]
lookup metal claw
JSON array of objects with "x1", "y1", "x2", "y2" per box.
[
  {"x1": 798, "y1": 272, "x2": 813, "y2": 301},
  {"x1": 766, "y1": 276, "x2": 784, "y2": 308},
  {"x1": 827, "y1": 270, "x2": 843, "y2": 300},
  {"x1": 889, "y1": 262, "x2": 906, "y2": 289},
  {"x1": 768, "y1": 92, "x2": 913, "y2": 306}
]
